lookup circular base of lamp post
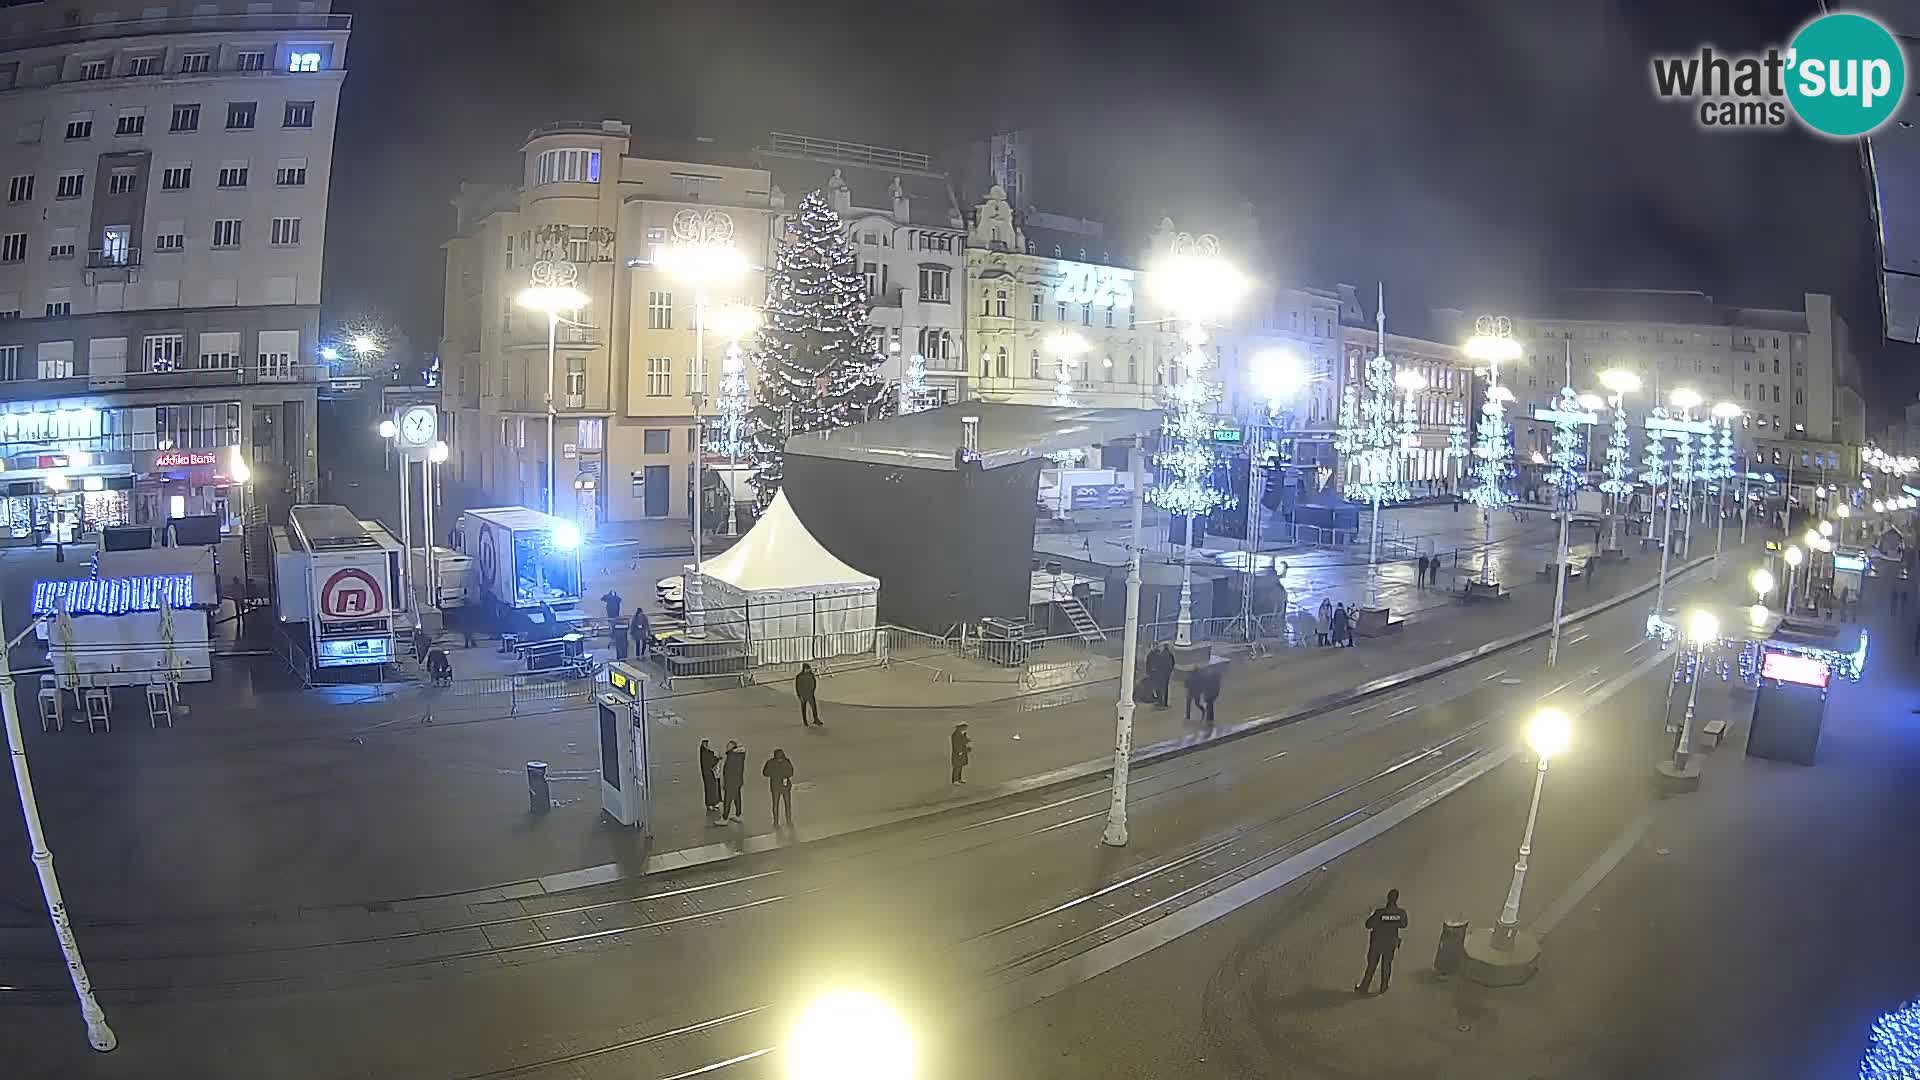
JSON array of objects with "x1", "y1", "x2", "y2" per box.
[
  {"x1": 1653, "y1": 758, "x2": 1703, "y2": 794},
  {"x1": 1460, "y1": 926, "x2": 1542, "y2": 987}
]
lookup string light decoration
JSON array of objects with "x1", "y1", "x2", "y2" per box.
[
  {"x1": 1641, "y1": 404, "x2": 1671, "y2": 491},
  {"x1": 1467, "y1": 383, "x2": 1512, "y2": 511},
  {"x1": 1715, "y1": 414, "x2": 1736, "y2": 494},
  {"x1": 745, "y1": 189, "x2": 891, "y2": 509},
  {"x1": 32, "y1": 574, "x2": 195, "y2": 616},
  {"x1": 709, "y1": 342, "x2": 751, "y2": 461},
  {"x1": 897, "y1": 352, "x2": 933, "y2": 416},
  {"x1": 1860, "y1": 997, "x2": 1920, "y2": 1080},
  {"x1": 1600, "y1": 395, "x2": 1634, "y2": 500},
  {"x1": 1339, "y1": 349, "x2": 1411, "y2": 508},
  {"x1": 1545, "y1": 384, "x2": 1588, "y2": 504},
  {"x1": 1445, "y1": 399, "x2": 1469, "y2": 485},
  {"x1": 1047, "y1": 340, "x2": 1085, "y2": 466},
  {"x1": 1149, "y1": 326, "x2": 1231, "y2": 519}
]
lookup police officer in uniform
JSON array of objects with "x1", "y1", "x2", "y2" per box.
[{"x1": 1354, "y1": 888, "x2": 1409, "y2": 994}]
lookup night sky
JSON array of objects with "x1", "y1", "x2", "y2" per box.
[{"x1": 324, "y1": 0, "x2": 1918, "y2": 420}]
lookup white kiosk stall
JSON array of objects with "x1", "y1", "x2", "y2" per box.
[
  {"x1": 272, "y1": 504, "x2": 400, "y2": 670},
  {"x1": 32, "y1": 570, "x2": 213, "y2": 688},
  {"x1": 697, "y1": 489, "x2": 879, "y2": 666}
]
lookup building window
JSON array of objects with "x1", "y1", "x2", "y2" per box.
[
  {"x1": 1772, "y1": 385, "x2": 1781, "y2": 403},
  {"x1": 79, "y1": 59, "x2": 110, "y2": 80},
  {"x1": 861, "y1": 261, "x2": 878, "y2": 296},
  {"x1": 287, "y1": 50, "x2": 323, "y2": 73},
  {"x1": 1, "y1": 233, "x2": 25, "y2": 263},
  {"x1": 237, "y1": 51, "x2": 267, "y2": 72},
  {"x1": 218, "y1": 164, "x2": 248, "y2": 188},
  {"x1": 138, "y1": 333, "x2": 184, "y2": 373},
  {"x1": 918, "y1": 266, "x2": 950, "y2": 303},
  {"x1": 994, "y1": 290, "x2": 1009, "y2": 317},
  {"x1": 0, "y1": 345, "x2": 19, "y2": 380},
  {"x1": 199, "y1": 332, "x2": 240, "y2": 369},
  {"x1": 671, "y1": 173, "x2": 717, "y2": 200},
  {"x1": 38, "y1": 343, "x2": 73, "y2": 375},
  {"x1": 180, "y1": 52, "x2": 211, "y2": 74},
  {"x1": 211, "y1": 219, "x2": 242, "y2": 248},
  {"x1": 642, "y1": 428, "x2": 671, "y2": 454},
  {"x1": 55, "y1": 172, "x2": 84, "y2": 199},
  {"x1": 283, "y1": 101, "x2": 315, "y2": 128},
  {"x1": 647, "y1": 291, "x2": 672, "y2": 330},
  {"x1": 1030, "y1": 291, "x2": 1042, "y2": 321},
  {"x1": 534, "y1": 148, "x2": 601, "y2": 185},
  {"x1": 1128, "y1": 354, "x2": 1138, "y2": 382},
  {"x1": 646, "y1": 356, "x2": 671, "y2": 397},
  {"x1": 1029, "y1": 349, "x2": 1041, "y2": 378},
  {"x1": 270, "y1": 217, "x2": 301, "y2": 246},
  {"x1": 124, "y1": 54, "x2": 160, "y2": 77},
  {"x1": 226, "y1": 102, "x2": 257, "y2": 130},
  {"x1": 153, "y1": 231, "x2": 184, "y2": 253},
  {"x1": 1080, "y1": 303, "x2": 1091, "y2": 326},
  {"x1": 275, "y1": 161, "x2": 307, "y2": 186},
  {"x1": 108, "y1": 169, "x2": 136, "y2": 196},
  {"x1": 65, "y1": 115, "x2": 92, "y2": 140},
  {"x1": 7, "y1": 175, "x2": 31, "y2": 203},
  {"x1": 170, "y1": 103, "x2": 200, "y2": 132},
  {"x1": 565, "y1": 356, "x2": 586, "y2": 401},
  {"x1": 96, "y1": 225, "x2": 129, "y2": 265},
  {"x1": 115, "y1": 109, "x2": 145, "y2": 136},
  {"x1": 994, "y1": 347, "x2": 1008, "y2": 378},
  {"x1": 45, "y1": 299, "x2": 72, "y2": 318},
  {"x1": 162, "y1": 165, "x2": 191, "y2": 190},
  {"x1": 1772, "y1": 357, "x2": 1780, "y2": 374},
  {"x1": 1794, "y1": 388, "x2": 1804, "y2": 405}
]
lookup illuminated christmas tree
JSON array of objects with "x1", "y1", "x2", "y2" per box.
[
  {"x1": 1545, "y1": 385, "x2": 1587, "y2": 505},
  {"x1": 746, "y1": 190, "x2": 891, "y2": 508},
  {"x1": 1149, "y1": 328, "x2": 1230, "y2": 524},
  {"x1": 897, "y1": 351, "x2": 933, "y2": 415},
  {"x1": 1599, "y1": 395, "x2": 1634, "y2": 499}
]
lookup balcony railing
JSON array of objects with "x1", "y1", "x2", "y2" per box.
[
  {"x1": 867, "y1": 286, "x2": 904, "y2": 309},
  {"x1": 0, "y1": 362, "x2": 327, "y2": 401},
  {"x1": 505, "y1": 322, "x2": 604, "y2": 351},
  {"x1": 87, "y1": 247, "x2": 140, "y2": 269}
]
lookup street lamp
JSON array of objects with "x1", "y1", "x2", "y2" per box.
[
  {"x1": 785, "y1": 989, "x2": 914, "y2": 1080},
  {"x1": 378, "y1": 419, "x2": 397, "y2": 440},
  {"x1": 1663, "y1": 608, "x2": 1720, "y2": 782},
  {"x1": 1234, "y1": 348, "x2": 1308, "y2": 641},
  {"x1": 704, "y1": 304, "x2": 761, "y2": 537},
  {"x1": 1462, "y1": 317, "x2": 1519, "y2": 585},
  {"x1": 1819, "y1": 519, "x2": 1834, "y2": 538},
  {"x1": 1493, "y1": 707, "x2": 1572, "y2": 949},
  {"x1": 1598, "y1": 368, "x2": 1641, "y2": 553},
  {"x1": 1709, "y1": 402, "x2": 1741, "y2": 577},
  {"x1": 659, "y1": 213, "x2": 749, "y2": 640},
  {"x1": 1783, "y1": 543, "x2": 1804, "y2": 613},
  {"x1": 515, "y1": 276, "x2": 591, "y2": 518},
  {"x1": 1669, "y1": 388, "x2": 1703, "y2": 558}
]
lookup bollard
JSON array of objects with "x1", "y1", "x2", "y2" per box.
[
  {"x1": 526, "y1": 760, "x2": 550, "y2": 813},
  {"x1": 1434, "y1": 918, "x2": 1469, "y2": 976}
]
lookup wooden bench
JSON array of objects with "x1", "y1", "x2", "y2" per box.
[{"x1": 1699, "y1": 718, "x2": 1730, "y2": 749}]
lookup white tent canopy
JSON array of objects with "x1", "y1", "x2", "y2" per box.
[{"x1": 696, "y1": 489, "x2": 879, "y2": 664}]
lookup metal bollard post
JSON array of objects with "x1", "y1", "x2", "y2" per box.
[
  {"x1": 526, "y1": 760, "x2": 550, "y2": 813},
  {"x1": 1434, "y1": 918, "x2": 1469, "y2": 976}
]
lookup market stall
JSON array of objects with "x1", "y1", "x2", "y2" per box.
[{"x1": 697, "y1": 489, "x2": 878, "y2": 665}]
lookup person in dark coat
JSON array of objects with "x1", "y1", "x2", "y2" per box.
[
  {"x1": 600, "y1": 589, "x2": 623, "y2": 621},
  {"x1": 425, "y1": 647, "x2": 453, "y2": 686},
  {"x1": 698, "y1": 739, "x2": 722, "y2": 823},
  {"x1": 795, "y1": 662, "x2": 822, "y2": 726},
  {"x1": 1354, "y1": 888, "x2": 1409, "y2": 994},
  {"x1": 630, "y1": 609, "x2": 653, "y2": 659},
  {"x1": 1330, "y1": 603, "x2": 1351, "y2": 647},
  {"x1": 1146, "y1": 644, "x2": 1175, "y2": 708},
  {"x1": 950, "y1": 722, "x2": 971, "y2": 784},
  {"x1": 1415, "y1": 554, "x2": 1429, "y2": 590},
  {"x1": 762, "y1": 748, "x2": 795, "y2": 827},
  {"x1": 720, "y1": 741, "x2": 746, "y2": 822},
  {"x1": 1185, "y1": 665, "x2": 1222, "y2": 731}
]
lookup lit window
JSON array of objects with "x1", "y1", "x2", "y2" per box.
[
  {"x1": 287, "y1": 51, "x2": 322, "y2": 73},
  {"x1": 535, "y1": 148, "x2": 601, "y2": 185}
]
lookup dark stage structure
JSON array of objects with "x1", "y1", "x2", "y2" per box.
[{"x1": 780, "y1": 404, "x2": 1163, "y2": 636}]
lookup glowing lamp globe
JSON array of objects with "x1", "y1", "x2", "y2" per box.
[
  {"x1": 1525, "y1": 707, "x2": 1572, "y2": 760},
  {"x1": 786, "y1": 989, "x2": 914, "y2": 1080},
  {"x1": 1750, "y1": 568, "x2": 1774, "y2": 596},
  {"x1": 1784, "y1": 545, "x2": 1803, "y2": 567},
  {"x1": 1685, "y1": 609, "x2": 1720, "y2": 645}
]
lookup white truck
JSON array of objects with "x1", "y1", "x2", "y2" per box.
[
  {"x1": 456, "y1": 506, "x2": 585, "y2": 634},
  {"x1": 273, "y1": 504, "x2": 402, "y2": 670}
]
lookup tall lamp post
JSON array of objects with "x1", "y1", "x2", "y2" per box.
[
  {"x1": 1670, "y1": 388, "x2": 1703, "y2": 559},
  {"x1": 657, "y1": 211, "x2": 749, "y2": 640},
  {"x1": 704, "y1": 303, "x2": 761, "y2": 538},
  {"x1": 1656, "y1": 608, "x2": 1719, "y2": 792},
  {"x1": 1146, "y1": 236, "x2": 1247, "y2": 648},
  {"x1": 230, "y1": 449, "x2": 252, "y2": 629},
  {"x1": 1044, "y1": 331, "x2": 1090, "y2": 467},
  {"x1": 1240, "y1": 348, "x2": 1307, "y2": 637},
  {"x1": 1463, "y1": 706, "x2": 1571, "y2": 985},
  {"x1": 1709, "y1": 402, "x2": 1742, "y2": 578},
  {"x1": 376, "y1": 419, "x2": 414, "y2": 609},
  {"x1": 515, "y1": 263, "x2": 590, "y2": 518},
  {"x1": 1534, "y1": 359, "x2": 1596, "y2": 668},
  {"x1": 425, "y1": 440, "x2": 448, "y2": 602},
  {"x1": 1102, "y1": 435, "x2": 1148, "y2": 848}
]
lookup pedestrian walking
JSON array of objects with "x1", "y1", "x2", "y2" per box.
[
  {"x1": 950, "y1": 722, "x2": 971, "y2": 784},
  {"x1": 1354, "y1": 888, "x2": 1409, "y2": 994},
  {"x1": 1331, "y1": 603, "x2": 1351, "y2": 647},
  {"x1": 1146, "y1": 644, "x2": 1175, "y2": 707},
  {"x1": 795, "y1": 662, "x2": 823, "y2": 726},
  {"x1": 1186, "y1": 665, "x2": 1221, "y2": 732},
  {"x1": 1316, "y1": 599, "x2": 1334, "y2": 647},
  {"x1": 762, "y1": 748, "x2": 795, "y2": 827},
  {"x1": 699, "y1": 739, "x2": 722, "y2": 823},
  {"x1": 600, "y1": 589, "x2": 623, "y2": 622},
  {"x1": 630, "y1": 608, "x2": 653, "y2": 659},
  {"x1": 611, "y1": 622, "x2": 630, "y2": 662},
  {"x1": 721, "y1": 740, "x2": 746, "y2": 823}
]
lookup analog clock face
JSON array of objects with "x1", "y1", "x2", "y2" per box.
[{"x1": 400, "y1": 406, "x2": 437, "y2": 447}]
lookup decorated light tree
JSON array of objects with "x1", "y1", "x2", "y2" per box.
[
  {"x1": 745, "y1": 190, "x2": 891, "y2": 508},
  {"x1": 1600, "y1": 398, "x2": 1634, "y2": 498},
  {"x1": 1149, "y1": 326, "x2": 1231, "y2": 645},
  {"x1": 1046, "y1": 334, "x2": 1086, "y2": 466},
  {"x1": 1335, "y1": 294, "x2": 1410, "y2": 566},
  {"x1": 1445, "y1": 399, "x2": 1469, "y2": 491},
  {"x1": 897, "y1": 351, "x2": 933, "y2": 415},
  {"x1": 1545, "y1": 385, "x2": 1587, "y2": 504}
]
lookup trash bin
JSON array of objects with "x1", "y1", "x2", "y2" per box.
[
  {"x1": 527, "y1": 761, "x2": 550, "y2": 813},
  {"x1": 1434, "y1": 918, "x2": 1469, "y2": 975}
]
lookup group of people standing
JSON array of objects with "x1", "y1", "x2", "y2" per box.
[
  {"x1": 1314, "y1": 598, "x2": 1358, "y2": 647},
  {"x1": 1412, "y1": 554, "x2": 1443, "y2": 589},
  {"x1": 698, "y1": 738, "x2": 797, "y2": 828},
  {"x1": 600, "y1": 590, "x2": 656, "y2": 664}
]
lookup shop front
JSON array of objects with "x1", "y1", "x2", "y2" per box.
[{"x1": 0, "y1": 447, "x2": 247, "y2": 544}]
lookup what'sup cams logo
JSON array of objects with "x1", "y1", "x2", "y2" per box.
[{"x1": 1651, "y1": 11, "x2": 1907, "y2": 138}]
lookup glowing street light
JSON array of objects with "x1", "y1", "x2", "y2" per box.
[
  {"x1": 1819, "y1": 520, "x2": 1834, "y2": 537},
  {"x1": 1598, "y1": 368, "x2": 1641, "y2": 553},
  {"x1": 517, "y1": 277, "x2": 593, "y2": 518},
  {"x1": 1251, "y1": 347, "x2": 1309, "y2": 413},
  {"x1": 1875, "y1": 499, "x2": 1887, "y2": 514},
  {"x1": 786, "y1": 989, "x2": 915, "y2": 1080},
  {"x1": 1750, "y1": 566, "x2": 1774, "y2": 601},
  {"x1": 1670, "y1": 386, "x2": 1703, "y2": 411},
  {"x1": 1661, "y1": 608, "x2": 1721, "y2": 784},
  {"x1": 1481, "y1": 707, "x2": 1572, "y2": 964},
  {"x1": 378, "y1": 419, "x2": 398, "y2": 439}
]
